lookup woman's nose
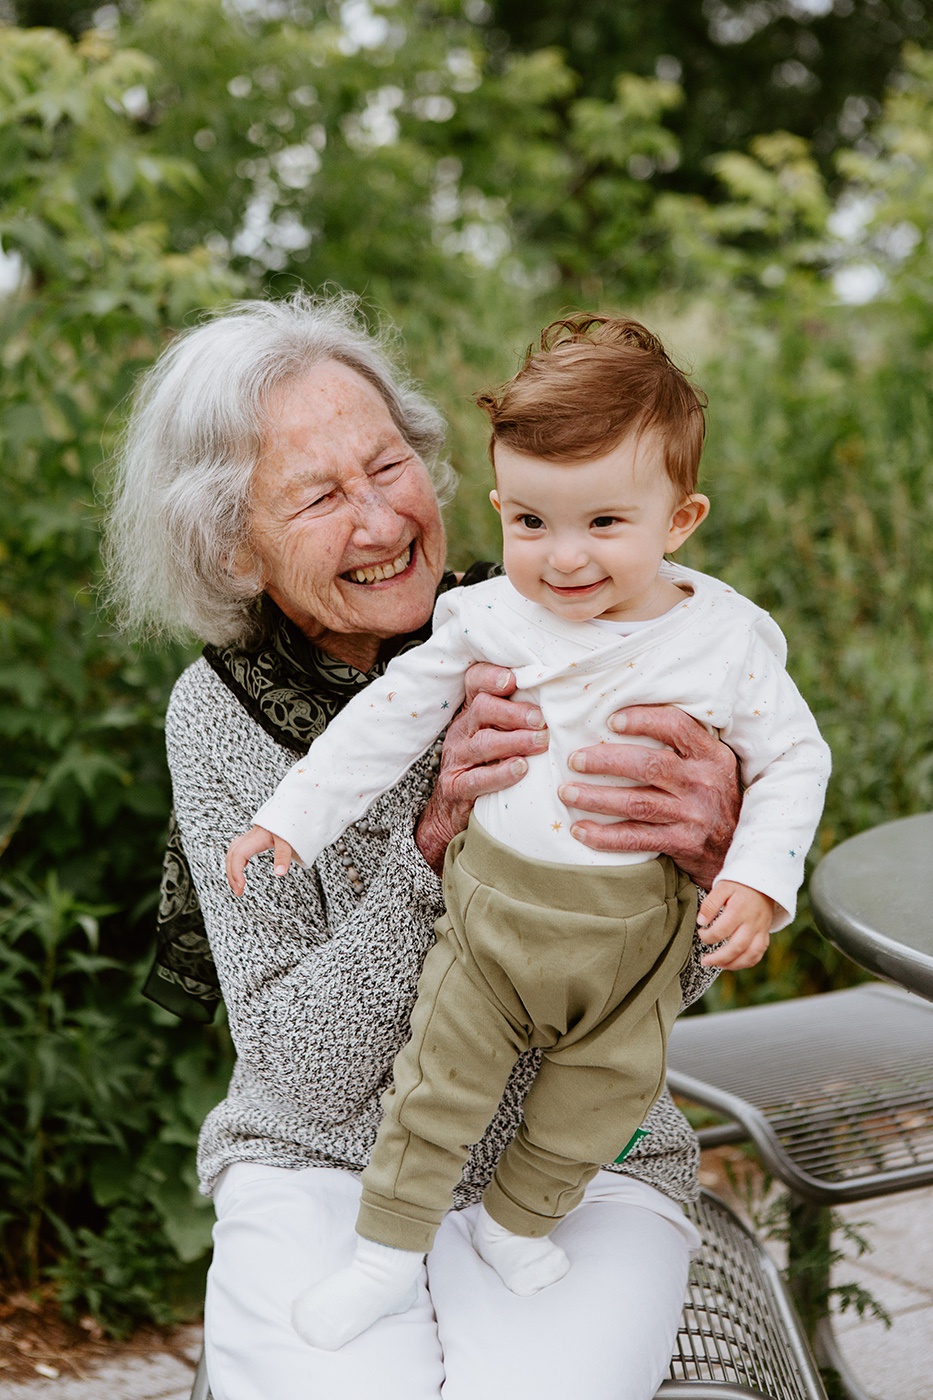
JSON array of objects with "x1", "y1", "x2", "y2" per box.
[{"x1": 348, "y1": 482, "x2": 402, "y2": 546}]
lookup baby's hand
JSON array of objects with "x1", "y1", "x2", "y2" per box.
[
  {"x1": 696, "y1": 881, "x2": 774, "y2": 970},
  {"x1": 225, "y1": 825, "x2": 297, "y2": 896}
]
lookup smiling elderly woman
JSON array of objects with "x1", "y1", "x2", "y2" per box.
[{"x1": 106, "y1": 292, "x2": 740, "y2": 1400}]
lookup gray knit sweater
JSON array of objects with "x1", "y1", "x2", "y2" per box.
[{"x1": 167, "y1": 657, "x2": 715, "y2": 1206}]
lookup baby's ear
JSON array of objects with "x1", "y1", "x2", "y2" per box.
[
  {"x1": 667, "y1": 493, "x2": 710, "y2": 552},
  {"x1": 489, "y1": 490, "x2": 502, "y2": 514}
]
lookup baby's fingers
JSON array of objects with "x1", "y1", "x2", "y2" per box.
[
  {"x1": 702, "y1": 926, "x2": 771, "y2": 970},
  {"x1": 272, "y1": 834, "x2": 297, "y2": 877},
  {"x1": 225, "y1": 826, "x2": 274, "y2": 896},
  {"x1": 696, "y1": 894, "x2": 743, "y2": 945}
]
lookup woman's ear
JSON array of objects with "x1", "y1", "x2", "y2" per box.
[{"x1": 667, "y1": 493, "x2": 710, "y2": 553}]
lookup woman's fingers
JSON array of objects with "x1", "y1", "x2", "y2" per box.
[
  {"x1": 607, "y1": 704, "x2": 725, "y2": 762},
  {"x1": 565, "y1": 706, "x2": 741, "y2": 889},
  {"x1": 558, "y1": 781, "x2": 681, "y2": 823},
  {"x1": 462, "y1": 662, "x2": 517, "y2": 703},
  {"x1": 414, "y1": 665, "x2": 547, "y2": 873}
]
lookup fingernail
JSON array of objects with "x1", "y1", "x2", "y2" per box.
[
  {"x1": 608, "y1": 712, "x2": 626, "y2": 732},
  {"x1": 497, "y1": 670, "x2": 512, "y2": 690},
  {"x1": 510, "y1": 759, "x2": 527, "y2": 777},
  {"x1": 570, "y1": 823, "x2": 585, "y2": 840},
  {"x1": 533, "y1": 731, "x2": 549, "y2": 748},
  {"x1": 274, "y1": 864, "x2": 287, "y2": 875},
  {"x1": 568, "y1": 753, "x2": 584, "y2": 772},
  {"x1": 696, "y1": 914, "x2": 708, "y2": 927},
  {"x1": 559, "y1": 784, "x2": 579, "y2": 804},
  {"x1": 529, "y1": 709, "x2": 546, "y2": 729}
]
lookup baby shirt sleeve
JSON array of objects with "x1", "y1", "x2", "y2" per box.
[
  {"x1": 716, "y1": 615, "x2": 832, "y2": 930},
  {"x1": 253, "y1": 589, "x2": 478, "y2": 867}
]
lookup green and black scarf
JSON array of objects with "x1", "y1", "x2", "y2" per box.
[{"x1": 143, "y1": 563, "x2": 501, "y2": 1022}]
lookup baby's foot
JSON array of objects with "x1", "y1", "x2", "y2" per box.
[
  {"x1": 472, "y1": 1205, "x2": 570, "y2": 1296},
  {"x1": 292, "y1": 1239, "x2": 423, "y2": 1350}
]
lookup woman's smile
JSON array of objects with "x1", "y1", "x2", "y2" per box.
[{"x1": 342, "y1": 541, "x2": 414, "y2": 586}]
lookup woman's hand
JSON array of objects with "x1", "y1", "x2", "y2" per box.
[
  {"x1": 558, "y1": 705, "x2": 741, "y2": 890},
  {"x1": 415, "y1": 664, "x2": 549, "y2": 874}
]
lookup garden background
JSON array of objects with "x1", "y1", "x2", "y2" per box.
[{"x1": 2, "y1": 0, "x2": 933, "y2": 1336}]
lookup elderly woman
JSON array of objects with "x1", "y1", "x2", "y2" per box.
[{"x1": 107, "y1": 292, "x2": 740, "y2": 1400}]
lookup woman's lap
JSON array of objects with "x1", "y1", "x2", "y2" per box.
[{"x1": 205, "y1": 1162, "x2": 698, "y2": 1400}]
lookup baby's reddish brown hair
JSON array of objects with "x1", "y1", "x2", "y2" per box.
[{"x1": 475, "y1": 314, "x2": 707, "y2": 497}]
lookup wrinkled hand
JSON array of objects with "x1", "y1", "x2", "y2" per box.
[
  {"x1": 697, "y1": 881, "x2": 774, "y2": 969},
  {"x1": 558, "y1": 704, "x2": 741, "y2": 889},
  {"x1": 226, "y1": 824, "x2": 297, "y2": 896},
  {"x1": 415, "y1": 663, "x2": 549, "y2": 874}
]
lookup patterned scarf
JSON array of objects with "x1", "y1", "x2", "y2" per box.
[{"x1": 142, "y1": 563, "x2": 501, "y2": 1022}]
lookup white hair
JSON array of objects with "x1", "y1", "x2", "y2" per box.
[{"x1": 104, "y1": 290, "x2": 454, "y2": 645}]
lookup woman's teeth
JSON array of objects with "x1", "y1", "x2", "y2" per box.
[{"x1": 345, "y1": 544, "x2": 411, "y2": 585}]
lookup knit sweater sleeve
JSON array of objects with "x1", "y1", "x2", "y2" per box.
[{"x1": 166, "y1": 660, "x2": 445, "y2": 1123}]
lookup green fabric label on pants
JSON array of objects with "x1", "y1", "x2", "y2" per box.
[{"x1": 614, "y1": 1127, "x2": 650, "y2": 1163}]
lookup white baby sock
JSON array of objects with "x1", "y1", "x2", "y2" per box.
[
  {"x1": 291, "y1": 1237, "x2": 424, "y2": 1351},
  {"x1": 472, "y1": 1204, "x2": 570, "y2": 1296}
]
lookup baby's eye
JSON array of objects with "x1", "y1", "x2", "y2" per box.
[
  {"x1": 591, "y1": 515, "x2": 620, "y2": 528},
  {"x1": 518, "y1": 514, "x2": 545, "y2": 530}
]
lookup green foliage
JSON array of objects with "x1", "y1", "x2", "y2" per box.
[
  {"x1": 2, "y1": 0, "x2": 933, "y2": 1337},
  {"x1": 0, "y1": 875, "x2": 231, "y2": 1330},
  {"x1": 488, "y1": 0, "x2": 933, "y2": 194}
]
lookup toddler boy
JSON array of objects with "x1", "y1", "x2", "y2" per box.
[{"x1": 227, "y1": 314, "x2": 831, "y2": 1350}]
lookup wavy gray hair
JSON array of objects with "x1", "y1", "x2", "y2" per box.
[{"x1": 104, "y1": 290, "x2": 454, "y2": 645}]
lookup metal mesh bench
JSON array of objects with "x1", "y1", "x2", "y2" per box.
[
  {"x1": 190, "y1": 1190, "x2": 826, "y2": 1400},
  {"x1": 661, "y1": 1192, "x2": 826, "y2": 1398},
  {"x1": 667, "y1": 982, "x2": 933, "y2": 1400}
]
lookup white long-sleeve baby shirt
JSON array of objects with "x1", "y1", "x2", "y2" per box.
[{"x1": 253, "y1": 563, "x2": 831, "y2": 930}]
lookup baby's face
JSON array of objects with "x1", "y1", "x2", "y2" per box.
[{"x1": 490, "y1": 431, "x2": 707, "y2": 624}]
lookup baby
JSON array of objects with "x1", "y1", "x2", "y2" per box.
[{"x1": 227, "y1": 314, "x2": 831, "y2": 1351}]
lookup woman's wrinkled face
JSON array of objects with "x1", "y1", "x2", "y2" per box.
[{"x1": 249, "y1": 361, "x2": 447, "y2": 669}]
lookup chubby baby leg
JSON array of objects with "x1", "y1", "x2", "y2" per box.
[
  {"x1": 472, "y1": 1205, "x2": 570, "y2": 1296},
  {"x1": 291, "y1": 1237, "x2": 424, "y2": 1351}
]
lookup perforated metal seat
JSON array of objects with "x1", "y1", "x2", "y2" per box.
[
  {"x1": 189, "y1": 1191, "x2": 827, "y2": 1400},
  {"x1": 667, "y1": 982, "x2": 933, "y2": 1400},
  {"x1": 667, "y1": 983, "x2": 933, "y2": 1204}
]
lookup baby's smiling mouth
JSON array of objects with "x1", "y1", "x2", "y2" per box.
[
  {"x1": 545, "y1": 578, "x2": 607, "y2": 596},
  {"x1": 342, "y1": 542, "x2": 413, "y2": 585}
]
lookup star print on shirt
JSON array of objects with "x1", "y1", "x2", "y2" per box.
[
  {"x1": 551, "y1": 821, "x2": 562, "y2": 831},
  {"x1": 441, "y1": 701, "x2": 449, "y2": 709}
]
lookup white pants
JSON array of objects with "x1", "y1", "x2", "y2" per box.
[{"x1": 206, "y1": 1163, "x2": 699, "y2": 1400}]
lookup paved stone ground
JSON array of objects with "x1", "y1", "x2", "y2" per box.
[
  {"x1": 0, "y1": 1325, "x2": 202, "y2": 1400},
  {"x1": 1, "y1": 1191, "x2": 930, "y2": 1399},
  {"x1": 831, "y1": 1186, "x2": 933, "y2": 1400}
]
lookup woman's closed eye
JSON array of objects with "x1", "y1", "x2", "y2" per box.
[{"x1": 374, "y1": 457, "x2": 407, "y2": 479}]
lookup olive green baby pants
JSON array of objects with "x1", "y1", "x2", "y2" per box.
[{"x1": 357, "y1": 818, "x2": 697, "y2": 1253}]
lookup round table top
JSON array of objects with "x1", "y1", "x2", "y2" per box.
[{"x1": 810, "y1": 811, "x2": 933, "y2": 1001}]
